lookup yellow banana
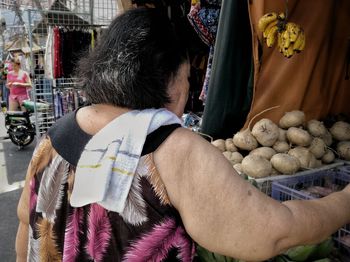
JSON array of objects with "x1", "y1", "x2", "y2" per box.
[
  {"x1": 298, "y1": 33, "x2": 306, "y2": 51},
  {"x1": 286, "y1": 22, "x2": 301, "y2": 42},
  {"x1": 266, "y1": 26, "x2": 278, "y2": 47},
  {"x1": 258, "y1": 12, "x2": 278, "y2": 32},
  {"x1": 293, "y1": 30, "x2": 305, "y2": 52},
  {"x1": 277, "y1": 32, "x2": 284, "y2": 53},
  {"x1": 282, "y1": 29, "x2": 291, "y2": 50},
  {"x1": 263, "y1": 20, "x2": 278, "y2": 38},
  {"x1": 283, "y1": 45, "x2": 295, "y2": 58}
]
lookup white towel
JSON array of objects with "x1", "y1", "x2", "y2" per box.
[{"x1": 70, "y1": 108, "x2": 181, "y2": 212}]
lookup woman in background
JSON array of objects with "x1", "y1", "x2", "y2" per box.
[{"x1": 6, "y1": 57, "x2": 32, "y2": 111}]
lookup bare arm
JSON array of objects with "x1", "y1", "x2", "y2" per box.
[
  {"x1": 13, "y1": 72, "x2": 32, "y2": 88},
  {"x1": 154, "y1": 128, "x2": 350, "y2": 261},
  {"x1": 16, "y1": 164, "x2": 31, "y2": 262}
]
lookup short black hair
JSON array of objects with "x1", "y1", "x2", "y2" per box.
[{"x1": 76, "y1": 8, "x2": 188, "y2": 109}]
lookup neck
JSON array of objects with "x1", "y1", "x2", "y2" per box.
[{"x1": 76, "y1": 104, "x2": 131, "y2": 135}]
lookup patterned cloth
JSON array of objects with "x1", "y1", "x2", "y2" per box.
[
  {"x1": 71, "y1": 109, "x2": 182, "y2": 213},
  {"x1": 187, "y1": 3, "x2": 220, "y2": 46},
  {"x1": 187, "y1": 2, "x2": 221, "y2": 103},
  {"x1": 26, "y1": 112, "x2": 195, "y2": 261}
]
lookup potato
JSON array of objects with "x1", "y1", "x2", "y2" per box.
[
  {"x1": 251, "y1": 118, "x2": 279, "y2": 146},
  {"x1": 212, "y1": 139, "x2": 226, "y2": 152},
  {"x1": 225, "y1": 138, "x2": 237, "y2": 152},
  {"x1": 273, "y1": 141, "x2": 290, "y2": 153},
  {"x1": 271, "y1": 167, "x2": 281, "y2": 176},
  {"x1": 337, "y1": 141, "x2": 350, "y2": 160},
  {"x1": 223, "y1": 151, "x2": 244, "y2": 165},
  {"x1": 241, "y1": 155, "x2": 272, "y2": 178},
  {"x1": 308, "y1": 137, "x2": 327, "y2": 159},
  {"x1": 249, "y1": 147, "x2": 276, "y2": 160},
  {"x1": 271, "y1": 153, "x2": 300, "y2": 174},
  {"x1": 309, "y1": 158, "x2": 323, "y2": 168},
  {"x1": 278, "y1": 128, "x2": 287, "y2": 142},
  {"x1": 230, "y1": 152, "x2": 244, "y2": 165},
  {"x1": 288, "y1": 147, "x2": 315, "y2": 169},
  {"x1": 279, "y1": 110, "x2": 305, "y2": 128},
  {"x1": 222, "y1": 151, "x2": 232, "y2": 160},
  {"x1": 322, "y1": 149, "x2": 335, "y2": 164},
  {"x1": 286, "y1": 127, "x2": 312, "y2": 146},
  {"x1": 321, "y1": 130, "x2": 333, "y2": 146},
  {"x1": 306, "y1": 120, "x2": 327, "y2": 137},
  {"x1": 330, "y1": 121, "x2": 350, "y2": 141},
  {"x1": 233, "y1": 129, "x2": 258, "y2": 151}
]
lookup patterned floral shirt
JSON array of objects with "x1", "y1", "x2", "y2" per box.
[{"x1": 26, "y1": 111, "x2": 196, "y2": 261}]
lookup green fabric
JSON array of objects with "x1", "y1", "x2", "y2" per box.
[{"x1": 201, "y1": 0, "x2": 253, "y2": 139}]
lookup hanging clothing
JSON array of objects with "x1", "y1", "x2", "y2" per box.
[
  {"x1": 187, "y1": 1, "x2": 221, "y2": 104},
  {"x1": 201, "y1": 0, "x2": 253, "y2": 139},
  {"x1": 91, "y1": 30, "x2": 95, "y2": 49},
  {"x1": 244, "y1": 0, "x2": 350, "y2": 127},
  {"x1": 198, "y1": 46, "x2": 214, "y2": 102},
  {"x1": 44, "y1": 26, "x2": 54, "y2": 79},
  {"x1": 60, "y1": 29, "x2": 92, "y2": 77},
  {"x1": 54, "y1": 91, "x2": 64, "y2": 119},
  {"x1": 54, "y1": 88, "x2": 86, "y2": 118},
  {"x1": 53, "y1": 28, "x2": 92, "y2": 78},
  {"x1": 53, "y1": 27, "x2": 63, "y2": 78}
]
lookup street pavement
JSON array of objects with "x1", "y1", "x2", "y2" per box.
[{"x1": 0, "y1": 113, "x2": 36, "y2": 261}]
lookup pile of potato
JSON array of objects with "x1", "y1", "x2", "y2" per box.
[{"x1": 211, "y1": 110, "x2": 350, "y2": 178}]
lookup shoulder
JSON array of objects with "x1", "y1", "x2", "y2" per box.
[
  {"x1": 155, "y1": 127, "x2": 220, "y2": 167},
  {"x1": 21, "y1": 70, "x2": 30, "y2": 78},
  {"x1": 153, "y1": 127, "x2": 227, "y2": 205},
  {"x1": 48, "y1": 111, "x2": 92, "y2": 166}
]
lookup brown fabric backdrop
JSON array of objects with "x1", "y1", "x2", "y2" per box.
[{"x1": 244, "y1": 0, "x2": 350, "y2": 128}]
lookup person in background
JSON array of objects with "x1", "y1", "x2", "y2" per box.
[
  {"x1": 6, "y1": 57, "x2": 32, "y2": 111},
  {"x1": 15, "y1": 8, "x2": 350, "y2": 262}
]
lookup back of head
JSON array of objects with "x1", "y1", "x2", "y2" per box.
[{"x1": 77, "y1": 8, "x2": 188, "y2": 110}]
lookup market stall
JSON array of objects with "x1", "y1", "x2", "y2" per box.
[{"x1": 202, "y1": 0, "x2": 350, "y2": 260}]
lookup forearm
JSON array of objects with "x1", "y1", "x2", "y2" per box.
[
  {"x1": 277, "y1": 190, "x2": 350, "y2": 251},
  {"x1": 15, "y1": 222, "x2": 28, "y2": 262},
  {"x1": 17, "y1": 82, "x2": 32, "y2": 87}
]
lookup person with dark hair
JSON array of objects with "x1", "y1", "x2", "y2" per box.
[
  {"x1": 16, "y1": 8, "x2": 350, "y2": 262},
  {"x1": 6, "y1": 57, "x2": 32, "y2": 111}
]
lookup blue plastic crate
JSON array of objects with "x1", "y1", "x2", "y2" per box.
[
  {"x1": 335, "y1": 225, "x2": 350, "y2": 257},
  {"x1": 271, "y1": 164, "x2": 350, "y2": 253},
  {"x1": 271, "y1": 165, "x2": 350, "y2": 201}
]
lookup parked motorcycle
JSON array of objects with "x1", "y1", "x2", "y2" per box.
[{"x1": 1, "y1": 100, "x2": 49, "y2": 148}]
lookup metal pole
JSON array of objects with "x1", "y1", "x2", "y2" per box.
[
  {"x1": 26, "y1": 9, "x2": 40, "y2": 139},
  {"x1": 1, "y1": 34, "x2": 4, "y2": 61},
  {"x1": 90, "y1": 0, "x2": 94, "y2": 25},
  {"x1": 0, "y1": 10, "x2": 5, "y2": 61}
]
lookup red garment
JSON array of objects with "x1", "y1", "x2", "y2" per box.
[
  {"x1": 7, "y1": 70, "x2": 29, "y2": 96},
  {"x1": 53, "y1": 27, "x2": 63, "y2": 78}
]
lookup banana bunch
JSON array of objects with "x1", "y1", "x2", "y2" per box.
[
  {"x1": 278, "y1": 22, "x2": 306, "y2": 58},
  {"x1": 258, "y1": 12, "x2": 306, "y2": 58}
]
